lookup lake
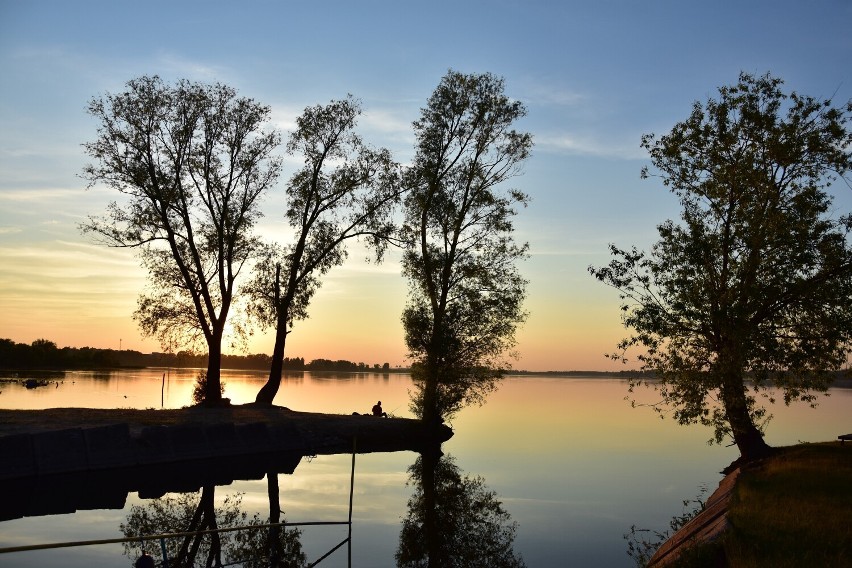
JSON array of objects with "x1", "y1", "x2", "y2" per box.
[{"x1": 0, "y1": 369, "x2": 849, "y2": 567}]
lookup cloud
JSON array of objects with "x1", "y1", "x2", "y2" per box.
[
  {"x1": 528, "y1": 248, "x2": 598, "y2": 257},
  {"x1": 0, "y1": 240, "x2": 141, "y2": 277},
  {"x1": 268, "y1": 104, "x2": 301, "y2": 133},
  {"x1": 0, "y1": 240, "x2": 146, "y2": 323},
  {"x1": 0, "y1": 187, "x2": 83, "y2": 203},
  {"x1": 361, "y1": 108, "x2": 412, "y2": 137},
  {"x1": 522, "y1": 84, "x2": 587, "y2": 108},
  {"x1": 151, "y1": 51, "x2": 228, "y2": 82},
  {"x1": 535, "y1": 132, "x2": 645, "y2": 160}
]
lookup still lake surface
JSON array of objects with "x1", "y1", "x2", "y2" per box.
[{"x1": 0, "y1": 369, "x2": 849, "y2": 567}]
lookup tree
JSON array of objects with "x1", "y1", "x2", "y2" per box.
[
  {"x1": 397, "y1": 450, "x2": 525, "y2": 568},
  {"x1": 120, "y1": 486, "x2": 305, "y2": 567},
  {"x1": 82, "y1": 76, "x2": 281, "y2": 404},
  {"x1": 590, "y1": 72, "x2": 852, "y2": 461},
  {"x1": 248, "y1": 96, "x2": 401, "y2": 405},
  {"x1": 401, "y1": 71, "x2": 532, "y2": 424},
  {"x1": 29, "y1": 338, "x2": 59, "y2": 367}
]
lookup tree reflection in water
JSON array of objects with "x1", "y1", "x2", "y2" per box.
[
  {"x1": 120, "y1": 480, "x2": 306, "y2": 567},
  {"x1": 397, "y1": 449, "x2": 525, "y2": 568}
]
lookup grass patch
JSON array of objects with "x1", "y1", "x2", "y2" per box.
[{"x1": 722, "y1": 443, "x2": 852, "y2": 567}]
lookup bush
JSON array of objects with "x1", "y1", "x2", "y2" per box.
[{"x1": 191, "y1": 371, "x2": 224, "y2": 404}]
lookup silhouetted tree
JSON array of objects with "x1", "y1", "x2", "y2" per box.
[
  {"x1": 402, "y1": 71, "x2": 532, "y2": 424},
  {"x1": 248, "y1": 96, "x2": 401, "y2": 405},
  {"x1": 397, "y1": 450, "x2": 525, "y2": 567},
  {"x1": 590, "y1": 72, "x2": 852, "y2": 461},
  {"x1": 121, "y1": 486, "x2": 305, "y2": 567},
  {"x1": 82, "y1": 76, "x2": 281, "y2": 404}
]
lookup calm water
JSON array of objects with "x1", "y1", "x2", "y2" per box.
[{"x1": 0, "y1": 369, "x2": 849, "y2": 567}]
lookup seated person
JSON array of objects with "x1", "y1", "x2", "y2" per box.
[{"x1": 371, "y1": 400, "x2": 387, "y2": 417}]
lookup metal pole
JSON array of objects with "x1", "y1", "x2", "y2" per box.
[
  {"x1": 159, "y1": 537, "x2": 169, "y2": 568},
  {"x1": 348, "y1": 437, "x2": 356, "y2": 567}
]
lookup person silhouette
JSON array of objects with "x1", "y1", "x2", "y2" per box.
[
  {"x1": 372, "y1": 400, "x2": 387, "y2": 417},
  {"x1": 135, "y1": 551, "x2": 155, "y2": 568}
]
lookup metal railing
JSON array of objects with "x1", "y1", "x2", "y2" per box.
[{"x1": 0, "y1": 440, "x2": 359, "y2": 567}]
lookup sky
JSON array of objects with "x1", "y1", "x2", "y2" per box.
[{"x1": 1, "y1": 1, "x2": 851, "y2": 372}]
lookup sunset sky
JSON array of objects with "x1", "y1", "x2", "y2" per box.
[{"x1": 1, "y1": 1, "x2": 851, "y2": 371}]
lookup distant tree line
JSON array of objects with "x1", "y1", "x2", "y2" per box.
[
  {"x1": 0, "y1": 338, "x2": 120, "y2": 370},
  {"x1": 0, "y1": 338, "x2": 392, "y2": 372},
  {"x1": 304, "y1": 359, "x2": 392, "y2": 372}
]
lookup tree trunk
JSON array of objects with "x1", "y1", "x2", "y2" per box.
[
  {"x1": 420, "y1": 447, "x2": 442, "y2": 568},
  {"x1": 721, "y1": 374, "x2": 772, "y2": 462},
  {"x1": 201, "y1": 486, "x2": 222, "y2": 568},
  {"x1": 175, "y1": 492, "x2": 206, "y2": 566},
  {"x1": 256, "y1": 263, "x2": 288, "y2": 406},
  {"x1": 256, "y1": 317, "x2": 287, "y2": 406},
  {"x1": 267, "y1": 472, "x2": 282, "y2": 565},
  {"x1": 205, "y1": 330, "x2": 224, "y2": 404},
  {"x1": 420, "y1": 361, "x2": 441, "y2": 426},
  {"x1": 420, "y1": 313, "x2": 445, "y2": 426}
]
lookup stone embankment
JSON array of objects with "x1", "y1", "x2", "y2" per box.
[
  {"x1": 0, "y1": 406, "x2": 453, "y2": 481},
  {"x1": 0, "y1": 406, "x2": 454, "y2": 522}
]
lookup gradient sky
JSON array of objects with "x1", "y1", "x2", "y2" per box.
[{"x1": 1, "y1": 1, "x2": 851, "y2": 371}]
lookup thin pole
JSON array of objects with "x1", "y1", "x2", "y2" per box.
[
  {"x1": 159, "y1": 537, "x2": 169, "y2": 568},
  {"x1": 348, "y1": 437, "x2": 356, "y2": 567}
]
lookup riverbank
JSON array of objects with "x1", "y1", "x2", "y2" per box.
[
  {"x1": 0, "y1": 405, "x2": 453, "y2": 481},
  {"x1": 649, "y1": 442, "x2": 852, "y2": 567}
]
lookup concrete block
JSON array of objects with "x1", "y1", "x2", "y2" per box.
[
  {"x1": 136, "y1": 425, "x2": 175, "y2": 465},
  {"x1": 83, "y1": 423, "x2": 136, "y2": 469},
  {"x1": 32, "y1": 428, "x2": 87, "y2": 475},
  {"x1": 268, "y1": 421, "x2": 304, "y2": 451},
  {"x1": 167, "y1": 424, "x2": 211, "y2": 460},
  {"x1": 205, "y1": 422, "x2": 242, "y2": 455},
  {"x1": 235, "y1": 422, "x2": 270, "y2": 452},
  {"x1": 0, "y1": 433, "x2": 36, "y2": 480}
]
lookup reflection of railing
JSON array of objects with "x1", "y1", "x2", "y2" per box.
[{"x1": 0, "y1": 442, "x2": 359, "y2": 567}]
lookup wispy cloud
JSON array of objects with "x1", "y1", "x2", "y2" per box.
[
  {"x1": 0, "y1": 187, "x2": 83, "y2": 203},
  {"x1": 268, "y1": 104, "x2": 301, "y2": 133},
  {"x1": 0, "y1": 240, "x2": 140, "y2": 273},
  {"x1": 521, "y1": 84, "x2": 587, "y2": 108},
  {"x1": 151, "y1": 51, "x2": 227, "y2": 82},
  {"x1": 0, "y1": 240, "x2": 146, "y2": 323},
  {"x1": 361, "y1": 108, "x2": 412, "y2": 137},
  {"x1": 535, "y1": 132, "x2": 644, "y2": 160}
]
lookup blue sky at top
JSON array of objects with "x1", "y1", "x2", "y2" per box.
[{"x1": 1, "y1": 0, "x2": 850, "y2": 369}]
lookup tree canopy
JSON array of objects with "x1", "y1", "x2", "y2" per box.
[
  {"x1": 401, "y1": 70, "x2": 532, "y2": 423},
  {"x1": 590, "y1": 72, "x2": 852, "y2": 461},
  {"x1": 246, "y1": 96, "x2": 401, "y2": 405},
  {"x1": 82, "y1": 76, "x2": 281, "y2": 403},
  {"x1": 397, "y1": 452, "x2": 525, "y2": 568}
]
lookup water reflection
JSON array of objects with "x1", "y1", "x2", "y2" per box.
[
  {"x1": 397, "y1": 448, "x2": 525, "y2": 568},
  {"x1": 120, "y1": 482, "x2": 306, "y2": 567},
  {"x1": 90, "y1": 370, "x2": 115, "y2": 381},
  {"x1": 2, "y1": 453, "x2": 303, "y2": 522}
]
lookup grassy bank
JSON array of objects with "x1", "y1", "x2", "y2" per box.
[
  {"x1": 669, "y1": 442, "x2": 852, "y2": 567},
  {"x1": 722, "y1": 443, "x2": 852, "y2": 567}
]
